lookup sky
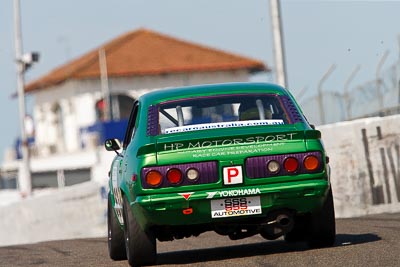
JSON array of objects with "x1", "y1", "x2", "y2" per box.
[{"x1": 1, "y1": 0, "x2": 400, "y2": 163}]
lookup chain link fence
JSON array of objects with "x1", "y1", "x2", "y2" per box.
[{"x1": 300, "y1": 61, "x2": 400, "y2": 126}]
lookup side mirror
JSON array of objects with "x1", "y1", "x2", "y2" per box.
[
  {"x1": 310, "y1": 124, "x2": 316, "y2": 130},
  {"x1": 105, "y1": 139, "x2": 121, "y2": 155}
]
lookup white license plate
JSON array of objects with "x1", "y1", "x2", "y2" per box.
[{"x1": 210, "y1": 196, "x2": 262, "y2": 218}]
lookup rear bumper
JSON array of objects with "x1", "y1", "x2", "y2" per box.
[{"x1": 130, "y1": 179, "x2": 330, "y2": 228}]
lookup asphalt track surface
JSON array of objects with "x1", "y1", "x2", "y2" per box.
[{"x1": 1, "y1": 212, "x2": 399, "y2": 267}]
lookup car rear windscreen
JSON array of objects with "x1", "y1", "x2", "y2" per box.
[{"x1": 157, "y1": 94, "x2": 293, "y2": 135}]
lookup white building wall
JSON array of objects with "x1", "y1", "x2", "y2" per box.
[
  {"x1": 34, "y1": 102, "x2": 58, "y2": 154},
  {"x1": 108, "y1": 70, "x2": 248, "y2": 94},
  {"x1": 60, "y1": 98, "x2": 79, "y2": 152},
  {"x1": 74, "y1": 93, "x2": 97, "y2": 127},
  {"x1": 31, "y1": 70, "x2": 249, "y2": 156}
]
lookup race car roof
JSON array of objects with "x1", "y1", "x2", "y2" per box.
[{"x1": 139, "y1": 82, "x2": 289, "y2": 106}]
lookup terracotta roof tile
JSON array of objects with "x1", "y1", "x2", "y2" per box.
[{"x1": 25, "y1": 28, "x2": 269, "y2": 92}]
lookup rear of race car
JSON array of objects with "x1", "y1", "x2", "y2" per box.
[
  {"x1": 134, "y1": 127, "x2": 332, "y2": 241},
  {"x1": 129, "y1": 90, "x2": 334, "y2": 245},
  {"x1": 107, "y1": 84, "x2": 336, "y2": 266}
]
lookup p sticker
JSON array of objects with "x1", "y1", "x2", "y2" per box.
[{"x1": 223, "y1": 166, "x2": 243, "y2": 185}]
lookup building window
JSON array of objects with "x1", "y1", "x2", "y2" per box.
[{"x1": 95, "y1": 94, "x2": 135, "y2": 121}]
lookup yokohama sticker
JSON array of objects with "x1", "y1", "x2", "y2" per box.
[{"x1": 206, "y1": 188, "x2": 261, "y2": 199}]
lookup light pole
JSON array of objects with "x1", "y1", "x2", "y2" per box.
[
  {"x1": 99, "y1": 48, "x2": 112, "y2": 121},
  {"x1": 269, "y1": 0, "x2": 288, "y2": 88},
  {"x1": 13, "y1": 0, "x2": 39, "y2": 196}
]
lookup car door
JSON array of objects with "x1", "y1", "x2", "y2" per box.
[
  {"x1": 119, "y1": 101, "x2": 139, "y2": 194},
  {"x1": 109, "y1": 101, "x2": 139, "y2": 223}
]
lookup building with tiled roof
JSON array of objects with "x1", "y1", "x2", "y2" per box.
[
  {"x1": 26, "y1": 28, "x2": 267, "y2": 92},
  {"x1": 3, "y1": 28, "x2": 269, "y2": 188}
]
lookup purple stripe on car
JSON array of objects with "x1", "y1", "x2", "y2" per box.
[
  {"x1": 280, "y1": 95, "x2": 303, "y2": 123},
  {"x1": 147, "y1": 105, "x2": 159, "y2": 136}
]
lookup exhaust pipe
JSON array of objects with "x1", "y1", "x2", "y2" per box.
[
  {"x1": 267, "y1": 213, "x2": 293, "y2": 230},
  {"x1": 276, "y1": 214, "x2": 293, "y2": 230},
  {"x1": 261, "y1": 210, "x2": 294, "y2": 240}
]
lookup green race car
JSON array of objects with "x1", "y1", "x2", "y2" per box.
[{"x1": 105, "y1": 82, "x2": 335, "y2": 266}]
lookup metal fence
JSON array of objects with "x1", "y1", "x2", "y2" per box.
[{"x1": 300, "y1": 60, "x2": 400, "y2": 126}]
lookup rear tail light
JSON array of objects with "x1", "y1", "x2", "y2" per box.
[
  {"x1": 246, "y1": 152, "x2": 323, "y2": 178},
  {"x1": 304, "y1": 155, "x2": 319, "y2": 171},
  {"x1": 186, "y1": 168, "x2": 199, "y2": 181},
  {"x1": 267, "y1": 160, "x2": 280, "y2": 174},
  {"x1": 141, "y1": 161, "x2": 217, "y2": 189},
  {"x1": 283, "y1": 157, "x2": 299, "y2": 173},
  {"x1": 146, "y1": 170, "x2": 162, "y2": 187},
  {"x1": 166, "y1": 168, "x2": 183, "y2": 184}
]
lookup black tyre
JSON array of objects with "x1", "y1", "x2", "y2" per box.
[
  {"x1": 107, "y1": 194, "x2": 127, "y2": 260},
  {"x1": 307, "y1": 188, "x2": 336, "y2": 248},
  {"x1": 284, "y1": 214, "x2": 308, "y2": 243},
  {"x1": 123, "y1": 196, "x2": 156, "y2": 267}
]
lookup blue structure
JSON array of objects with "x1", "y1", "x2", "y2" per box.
[{"x1": 80, "y1": 119, "x2": 128, "y2": 148}]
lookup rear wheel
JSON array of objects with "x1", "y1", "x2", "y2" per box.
[
  {"x1": 123, "y1": 196, "x2": 156, "y2": 267},
  {"x1": 284, "y1": 214, "x2": 308, "y2": 243},
  {"x1": 307, "y1": 188, "x2": 336, "y2": 248},
  {"x1": 107, "y1": 194, "x2": 127, "y2": 260}
]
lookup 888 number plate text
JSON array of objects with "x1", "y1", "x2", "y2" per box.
[{"x1": 210, "y1": 196, "x2": 261, "y2": 218}]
